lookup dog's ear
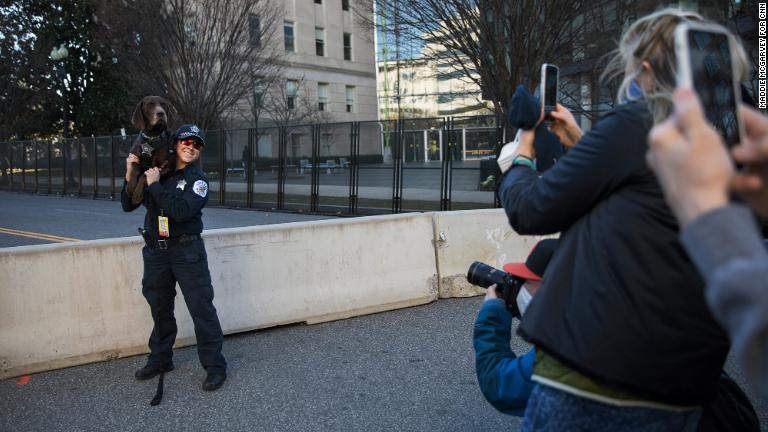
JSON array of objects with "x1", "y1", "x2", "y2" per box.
[
  {"x1": 158, "y1": 97, "x2": 175, "y2": 128},
  {"x1": 131, "y1": 98, "x2": 147, "y2": 130}
]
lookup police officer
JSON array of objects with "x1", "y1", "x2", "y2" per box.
[{"x1": 122, "y1": 124, "x2": 227, "y2": 391}]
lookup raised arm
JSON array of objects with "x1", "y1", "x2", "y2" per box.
[{"x1": 500, "y1": 105, "x2": 651, "y2": 234}]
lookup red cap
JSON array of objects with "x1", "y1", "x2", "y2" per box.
[{"x1": 502, "y1": 239, "x2": 558, "y2": 281}]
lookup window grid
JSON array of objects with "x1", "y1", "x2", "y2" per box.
[
  {"x1": 315, "y1": 27, "x2": 325, "y2": 56},
  {"x1": 249, "y1": 14, "x2": 261, "y2": 47},
  {"x1": 287, "y1": 80, "x2": 299, "y2": 110},
  {"x1": 284, "y1": 21, "x2": 294, "y2": 53},
  {"x1": 318, "y1": 83, "x2": 328, "y2": 112},
  {"x1": 345, "y1": 86, "x2": 354, "y2": 113},
  {"x1": 343, "y1": 33, "x2": 352, "y2": 61}
]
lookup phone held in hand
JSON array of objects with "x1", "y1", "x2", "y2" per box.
[
  {"x1": 675, "y1": 22, "x2": 744, "y2": 148},
  {"x1": 540, "y1": 63, "x2": 559, "y2": 117}
]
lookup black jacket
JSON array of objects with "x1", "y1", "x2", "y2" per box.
[
  {"x1": 499, "y1": 101, "x2": 729, "y2": 406},
  {"x1": 121, "y1": 163, "x2": 209, "y2": 239}
]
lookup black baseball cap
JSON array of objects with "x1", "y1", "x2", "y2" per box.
[
  {"x1": 173, "y1": 124, "x2": 206, "y2": 147},
  {"x1": 503, "y1": 238, "x2": 559, "y2": 281}
]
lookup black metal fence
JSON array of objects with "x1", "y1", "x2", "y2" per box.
[{"x1": 0, "y1": 116, "x2": 506, "y2": 215}]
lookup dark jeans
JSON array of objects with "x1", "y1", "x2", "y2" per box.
[
  {"x1": 141, "y1": 238, "x2": 227, "y2": 373},
  {"x1": 522, "y1": 384, "x2": 701, "y2": 432}
]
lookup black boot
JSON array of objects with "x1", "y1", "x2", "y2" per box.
[
  {"x1": 202, "y1": 371, "x2": 226, "y2": 391},
  {"x1": 135, "y1": 362, "x2": 174, "y2": 381}
]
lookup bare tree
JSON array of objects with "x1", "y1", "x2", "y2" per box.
[
  {"x1": 259, "y1": 77, "x2": 331, "y2": 127},
  {"x1": 396, "y1": 0, "x2": 626, "y2": 115},
  {"x1": 94, "y1": 0, "x2": 282, "y2": 130}
]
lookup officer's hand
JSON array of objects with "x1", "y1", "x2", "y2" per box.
[
  {"x1": 125, "y1": 154, "x2": 139, "y2": 181},
  {"x1": 145, "y1": 167, "x2": 161, "y2": 185},
  {"x1": 484, "y1": 284, "x2": 499, "y2": 302}
]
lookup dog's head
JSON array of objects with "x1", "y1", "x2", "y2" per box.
[{"x1": 131, "y1": 96, "x2": 173, "y2": 135}]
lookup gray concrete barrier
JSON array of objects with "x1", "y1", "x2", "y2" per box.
[{"x1": 0, "y1": 209, "x2": 535, "y2": 379}]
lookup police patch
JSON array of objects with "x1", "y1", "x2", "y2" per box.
[{"x1": 193, "y1": 180, "x2": 208, "y2": 197}]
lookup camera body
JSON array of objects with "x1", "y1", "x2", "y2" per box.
[{"x1": 467, "y1": 261, "x2": 525, "y2": 318}]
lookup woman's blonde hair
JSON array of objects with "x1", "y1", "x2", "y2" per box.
[{"x1": 601, "y1": 7, "x2": 749, "y2": 123}]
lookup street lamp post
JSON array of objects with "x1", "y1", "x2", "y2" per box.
[{"x1": 50, "y1": 45, "x2": 76, "y2": 189}]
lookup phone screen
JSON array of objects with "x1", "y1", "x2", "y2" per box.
[
  {"x1": 544, "y1": 65, "x2": 558, "y2": 110},
  {"x1": 687, "y1": 30, "x2": 740, "y2": 147}
]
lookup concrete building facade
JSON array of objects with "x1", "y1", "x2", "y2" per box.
[
  {"x1": 225, "y1": 0, "x2": 378, "y2": 127},
  {"x1": 221, "y1": 0, "x2": 380, "y2": 166}
]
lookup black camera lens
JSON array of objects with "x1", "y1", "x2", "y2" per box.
[{"x1": 467, "y1": 261, "x2": 509, "y2": 289}]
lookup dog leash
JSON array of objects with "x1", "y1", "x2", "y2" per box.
[{"x1": 150, "y1": 372, "x2": 165, "y2": 406}]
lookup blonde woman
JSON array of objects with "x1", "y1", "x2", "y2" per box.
[{"x1": 497, "y1": 8, "x2": 749, "y2": 431}]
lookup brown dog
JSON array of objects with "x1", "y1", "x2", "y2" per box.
[{"x1": 125, "y1": 96, "x2": 176, "y2": 204}]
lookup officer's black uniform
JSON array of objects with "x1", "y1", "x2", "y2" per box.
[{"x1": 121, "y1": 155, "x2": 227, "y2": 375}]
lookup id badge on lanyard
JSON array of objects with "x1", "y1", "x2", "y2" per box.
[{"x1": 158, "y1": 209, "x2": 170, "y2": 238}]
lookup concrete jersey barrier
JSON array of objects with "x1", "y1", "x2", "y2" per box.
[{"x1": 0, "y1": 209, "x2": 536, "y2": 379}]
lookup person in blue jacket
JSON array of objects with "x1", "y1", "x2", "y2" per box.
[{"x1": 473, "y1": 239, "x2": 558, "y2": 416}]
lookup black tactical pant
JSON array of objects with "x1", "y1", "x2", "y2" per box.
[{"x1": 141, "y1": 238, "x2": 226, "y2": 373}]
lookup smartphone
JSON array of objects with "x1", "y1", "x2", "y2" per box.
[
  {"x1": 675, "y1": 22, "x2": 744, "y2": 148},
  {"x1": 540, "y1": 64, "x2": 559, "y2": 116}
]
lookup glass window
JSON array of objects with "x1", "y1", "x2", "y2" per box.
[
  {"x1": 314, "y1": 0, "x2": 321, "y2": 3},
  {"x1": 343, "y1": 33, "x2": 352, "y2": 61},
  {"x1": 345, "y1": 86, "x2": 354, "y2": 113},
  {"x1": 287, "y1": 80, "x2": 299, "y2": 110},
  {"x1": 315, "y1": 27, "x2": 324, "y2": 56},
  {"x1": 342, "y1": 0, "x2": 349, "y2": 10},
  {"x1": 317, "y1": 83, "x2": 328, "y2": 111},
  {"x1": 249, "y1": 14, "x2": 261, "y2": 47},
  {"x1": 284, "y1": 21, "x2": 294, "y2": 53},
  {"x1": 253, "y1": 77, "x2": 267, "y2": 107}
]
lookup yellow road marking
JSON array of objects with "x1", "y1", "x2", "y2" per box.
[{"x1": 0, "y1": 227, "x2": 80, "y2": 243}]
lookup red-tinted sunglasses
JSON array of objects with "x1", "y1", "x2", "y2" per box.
[{"x1": 179, "y1": 138, "x2": 203, "y2": 150}]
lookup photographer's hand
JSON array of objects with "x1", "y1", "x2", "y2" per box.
[
  {"x1": 548, "y1": 104, "x2": 582, "y2": 148},
  {"x1": 731, "y1": 106, "x2": 768, "y2": 218},
  {"x1": 484, "y1": 284, "x2": 499, "y2": 302},
  {"x1": 647, "y1": 88, "x2": 732, "y2": 226}
]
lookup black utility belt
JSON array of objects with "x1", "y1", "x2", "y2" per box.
[{"x1": 145, "y1": 233, "x2": 201, "y2": 249}]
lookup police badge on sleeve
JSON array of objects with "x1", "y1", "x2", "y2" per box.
[{"x1": 193, "y1": 180, "x2": 208, "y2": 197}]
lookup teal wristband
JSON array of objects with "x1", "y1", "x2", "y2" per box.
[{"x1": 512, "y1": 156, "x2": 535, "y2": 169}]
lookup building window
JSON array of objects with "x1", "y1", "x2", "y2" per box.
[
  {"x1": 315, "y1": 27, "x2": 324, "y2": 56},
  {"x1": 314, "y1": 0, "x2": 321, "y2": 4},
  {"x1": 287, "y1": 79, "x2": 299, "y2": 110},
  {"x1": 342, "y1": 0, "x2": 349, "y2": 10},
  {"x1": 343, "y1": 33, "x2": 352, "y2": 61},
  {"x1": 253, "y1": 77, "x2": 267, "y2": 107},
  {"x1": 345, "y1": 86, "x2": 354, "y2": 113},
  {"x1": 284, "y1": 21, "x2": 294, "y2": 53},
  {"x1": 249, "y1": 14, "x2": 261, "y2": 47},
  {"x1": 317, "y1": 83, "x2": 328, "y2": 111}
]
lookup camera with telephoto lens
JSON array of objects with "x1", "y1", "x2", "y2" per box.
[{"x1": 467, "y1": 261, "x2": 525, "y2": 318}]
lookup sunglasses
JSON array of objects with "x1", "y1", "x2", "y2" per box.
[{"x1": 178, "y1": 139, "x2": 203, "y2": 150}]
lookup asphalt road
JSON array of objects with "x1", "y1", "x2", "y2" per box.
[
  {"x1": 0, "y1": 298, "x2": 523, "y2": 432},
  {"x1": 2, "y1": 193, "x2": 767, "y2": 431},
  {"x1": 2, "y1": 297, "x2": 766, "y2": 432},
  {"x1": 0, "y1": 191, "x2": 335, "y2": 248}
]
